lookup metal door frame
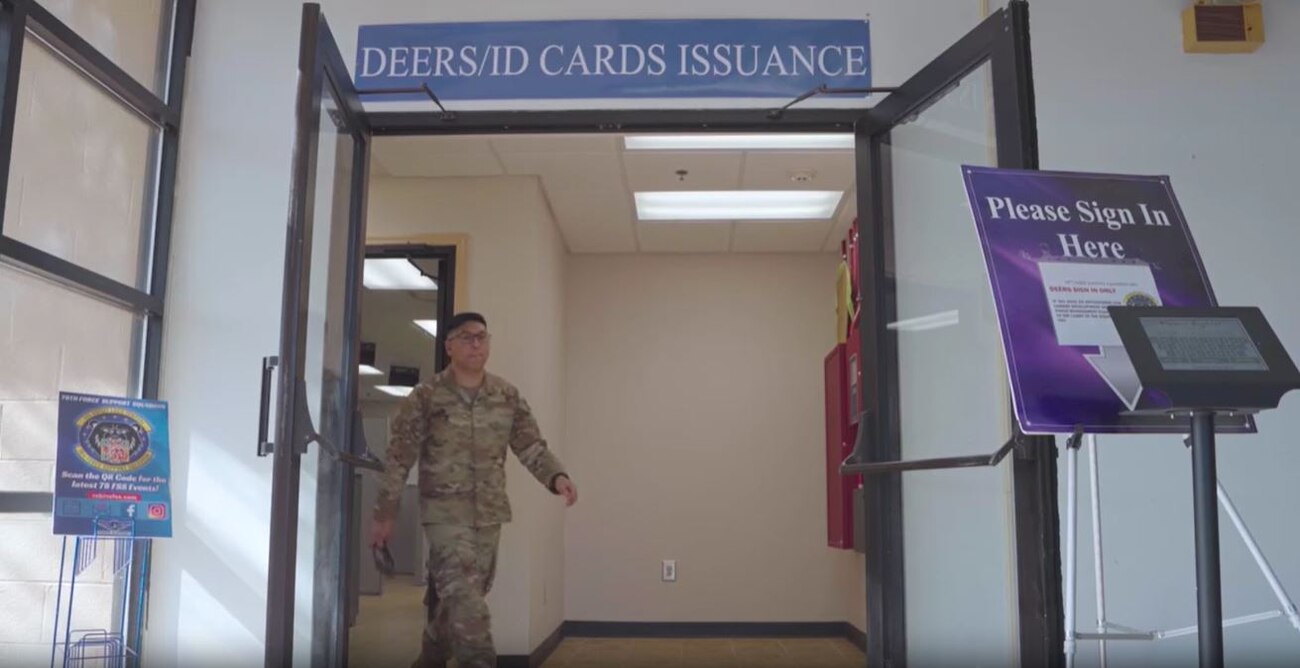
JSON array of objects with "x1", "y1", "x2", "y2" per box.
[
  {"x1": 268, "y1": 3, "x2": 1061, "y2": 667},
  {"x1": 264, "y1": 4, "x2": 372, "y2": 666},
  {"x1": 851, "y1": 3, "x2": 1062, "y2": 666}
]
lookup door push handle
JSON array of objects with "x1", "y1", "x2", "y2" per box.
[
  {"x1": 308, "y1": 430, "x2": 385, "y2": 472},
  {"x1": 318, "y1": 412, "x2": 387, "y2": 472},
  {"x1": 344, "y1": 411, "x2": 387, "y2": 472},
  {"x1": 257, "y1": 356, "x2": 279, "y2": 456},
  {"x1": 295, "y1": 385, "x2": 385, "y2": 472}
]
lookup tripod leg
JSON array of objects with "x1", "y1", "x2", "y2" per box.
[
  {"x1": 1065, "y1": 442, "x2": 1079, "y2": 668},
  {"x1": 1088, "y1": 435, "x2": 1109, "y2": 668},
  {"x1": 1216, "y1": 480, "x2": 1300, "y2": 632}
]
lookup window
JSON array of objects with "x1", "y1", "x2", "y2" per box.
[
  {"x1": 4, "y1": 38, "x2": 162, "y2": 289},
  {"x1": 0, "y1": 1, "x2": 194, "y2": 664},
  {"x1": 40, "y1": 0, "x2": 172, "y2": 94}
]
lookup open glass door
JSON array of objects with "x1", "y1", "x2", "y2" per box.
[
  {"x1": 263, "y1": 4, "x2": 373, "y2": 667},
  {"x1": 851, "y1": 2, "x2": 1062, "y2": 666}
]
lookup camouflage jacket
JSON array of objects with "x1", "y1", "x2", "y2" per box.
[{"x1": 373, "y1": 370, "x2": 567, "y2": 527}]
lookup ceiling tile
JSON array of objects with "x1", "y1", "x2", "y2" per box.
[
  {"x1": 490, "y1": 134, "x2": 619, "y2": 154},
  {"x1": 636, "y1": 223, "x2": 733, "y2": 253},
  {"x1": 372, "y1": 134, "x2": 864, "y2": 255},
  {"x1": 546, "y1": 187, "x2": 637, "y2": 253},
  {"x1": 500, "y1": 150, "x2": 635, "y2": 253},
  {"x1": 372, "y1": 136, "x2": 503, "y2": 177},
  {"x1": 732, "y1": 221, "x2": 833, "y2": 253},
  {"x1": 622, "y1": 151, "x2": 743, "y2": 191},
  {"x1": 500, "y1": 151, "x2": 625, "y2": 192},
  {"x1": 380, "y1": 136, "x2": 495, "y2": 153},
  {"x1": 742, "y1": 150, "x2": 855, "y2": 190}
]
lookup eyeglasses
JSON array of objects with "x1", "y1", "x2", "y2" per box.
[{"x1": 450, "y1": 332, "x2": 491, "y2": 345}]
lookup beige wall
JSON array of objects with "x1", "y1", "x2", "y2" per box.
[
  {"x1": 528, "y1": 193, "x2": 569, "y2": 646},
  {"x1": 562, "y1": 253, "x2": 862, "y2": 623},
  {"x1": 366, "y1": 175, "x2": 568, "y2": 654}
]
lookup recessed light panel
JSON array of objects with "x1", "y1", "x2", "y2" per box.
[
  {"x1": 625, "y1": 134, "x2": 854, "y2": 151},
  {"x1": 363, "y1": 258, "x2": 437, "y2": 290},
  {"x1": 634, "y1": 191, "x2": 843, "y2": 221}
]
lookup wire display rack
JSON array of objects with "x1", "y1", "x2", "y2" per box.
[{"x1": 49, "y1": 518, "x2": 151, "y2": 668}]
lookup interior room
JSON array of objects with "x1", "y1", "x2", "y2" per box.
[{"x1": 346, "y1": 131, "x2": 869, "y2": 666}]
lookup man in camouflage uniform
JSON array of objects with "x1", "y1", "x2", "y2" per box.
[{"x1": 370, "y1": 312, "x2": 578, "y2": 668}]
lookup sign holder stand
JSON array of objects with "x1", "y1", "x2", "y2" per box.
[
  {"x1": 49, "y1": 392, "x2": 169, "y2": 668},
  {"x1": 49, "y1": 519, "x2": 150, "y2": 668},
  {"x1": 1062, "y1": 430, "x2": 1300, "y2": 668}
]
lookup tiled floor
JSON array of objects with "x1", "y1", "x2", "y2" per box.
[
  {"x1": 350, "y1": 576, "x2": 426, "y2": 667},
  {"x1": 349, "y1": 577, "x2": 868, "y2": 667},
  {"x1": 541, "y1": 637, "x2": 866, "y2": 668}
]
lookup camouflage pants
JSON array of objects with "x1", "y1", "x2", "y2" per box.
[{"x1": 418, "y1": 523, "x2": 501, "y2": 668}]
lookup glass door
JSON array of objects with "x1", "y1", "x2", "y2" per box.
[
  {"x1": 263, "y1": 4, "x2": 373, "y2": 667},
  {"x1": 851, "y1": 2, "x2": 1061, "y2": 667}
]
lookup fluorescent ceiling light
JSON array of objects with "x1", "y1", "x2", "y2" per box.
[
  {"x1": 375, "y1": 385, "x2": 414, "y2": 397},
  {"x1": 887, "y1": 310, "x2": 960, "y2": 332},
  {"x1": 359, "y1": 364, "x2": 384, "y2": 376},
  {"x1": 413, "y1": 319, "x2": 438, "y2": 339},
  {"x1": 635, "y1": 191, "x2": 842, "y2": 221},
  {"x1": 625, "y1": 133, "x2": 854, "y2": 151},
  {"x1": 363, "y1": 258, "x2": 437, "y2": 291}
]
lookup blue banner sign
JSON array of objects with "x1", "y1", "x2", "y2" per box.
[
  {"x1": 54, "y1": 393, "x2": 173, "y2": 538},
  {"x1": 355, "y1": 19, "x2": 871, "y2": 100}
]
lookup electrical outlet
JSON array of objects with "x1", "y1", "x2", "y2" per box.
[{"x1": 662, "y1": 560, "x2": 677, "y2": 582}]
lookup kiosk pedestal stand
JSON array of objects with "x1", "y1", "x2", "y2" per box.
[
  {"x1": 1106, "y1": 306, "x2": 1300, "y2": 668},
  {"x1": 1189, "y1": 409, "x2": 1226, "y2": 666}
]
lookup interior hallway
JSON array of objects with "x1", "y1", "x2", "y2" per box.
[{"x1": 348, "y1": 577, "x2": 866, "y2": 667}]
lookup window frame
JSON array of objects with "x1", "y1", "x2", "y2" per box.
[
  {"x1": 0, "y1": 0, "x2": 195, "y2": 422},
  {"x1": 0, "y1": 1, "x2": 197, "y2": 664},
  {"x1": 0, "y1": 1, "x2": 172, "y2": 306}
]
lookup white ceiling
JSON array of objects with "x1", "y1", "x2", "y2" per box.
[{"x1": 371, "y1": 133, "x2": 856, "y2": 254}]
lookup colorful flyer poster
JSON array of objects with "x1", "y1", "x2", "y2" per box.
[
  {"x1": 961, "y1": 166, "x2": 1253, "y2": 434},
  {"x1": 53, "y1": 393, "x2": 172, "y2": 538}
]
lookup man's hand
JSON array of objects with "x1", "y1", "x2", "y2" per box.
[
  {"x1": 370, "y1": 517, "x2": 395, "y2": 548},
  {"x1": 555, "y1": 476, "x2": 578, "y2": 507}
]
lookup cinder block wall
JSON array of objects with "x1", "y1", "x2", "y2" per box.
[{"x1": 0, "y1": 2, "x2": 164, "y2": 663}]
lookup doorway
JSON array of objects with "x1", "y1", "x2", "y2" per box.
[
  {"x1": 263, "y1": 3, "x2": 1059, "y2": 667},
  {"x1": 347, "y1": 244, "x2": 456, "y2": 664},
  {"x1": 352, "y1": 130, "x2": 862, "y2": 667}
]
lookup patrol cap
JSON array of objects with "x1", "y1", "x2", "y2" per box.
[{"x1": 445, "y1": 312, "x2": 487, "y2": 337}]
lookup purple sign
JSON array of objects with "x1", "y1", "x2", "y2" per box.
[{"x1": 962, "y1": 166, "x2": 1253, "y2": 434}]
